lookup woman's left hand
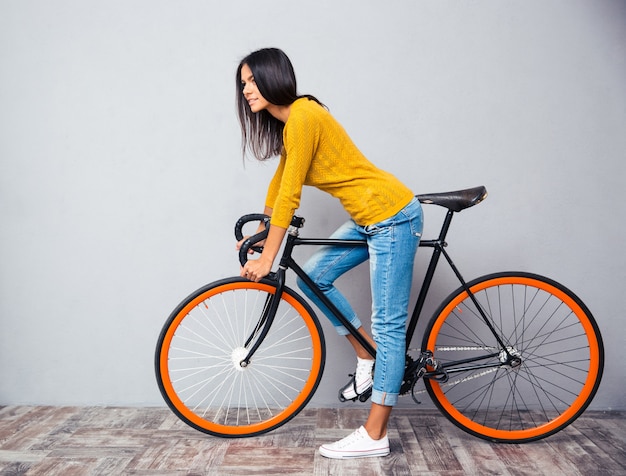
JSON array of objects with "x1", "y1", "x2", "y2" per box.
[{"x1": 241, "y1": 257, "x2": 272, "y2": 282}]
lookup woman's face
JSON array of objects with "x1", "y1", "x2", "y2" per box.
[{"x1": 240, "y1": 64, "x2": 270, "y2": 113}]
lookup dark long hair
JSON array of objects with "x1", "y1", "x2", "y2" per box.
[{"x1": 236, "y1": 48, "x2": 323, "y2": 161}]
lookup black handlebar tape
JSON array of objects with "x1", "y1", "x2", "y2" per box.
[
  {"x1": 235, "y1": 214, "x2": 270, "y2": 266},
  {"x1": 234, "y1": 214, "x2": 269, "y2": 241}
]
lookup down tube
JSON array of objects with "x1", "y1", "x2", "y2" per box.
[{"x1": 288, "y1": 258, "x2": 377, "y2": 359}]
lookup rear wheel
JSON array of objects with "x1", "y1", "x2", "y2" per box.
[
  {"x1": 155, "y1": 278, "x2": 325, "y2": 437},
  {"x1": 422, "y1": 272, "x2": 603, "y2": 443}
]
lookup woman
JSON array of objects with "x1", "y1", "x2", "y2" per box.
[{"x1": 235, "y1": 48, "x2": 423, "y2": 459}]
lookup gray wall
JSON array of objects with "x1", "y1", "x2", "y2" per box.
[{"x1": 1, "y1": 0, "x2": 624, "y2": 410}]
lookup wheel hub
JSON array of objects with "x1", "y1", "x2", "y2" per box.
[
  {"x1": 499, "y1": 346, "x2": 522, "y2": 367},
  {"x1": 231, "y1": 347, "x2": 249, "y2": 371}
]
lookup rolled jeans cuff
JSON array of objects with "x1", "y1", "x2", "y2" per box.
[
  {"x1": 333, "y1": 319, "x2": 363, "y2": 336},
  {"x1": 371, "y1": 389, "x2": 398, "y2": 407}
]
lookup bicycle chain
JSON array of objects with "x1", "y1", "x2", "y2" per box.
[
  {"x1": 410, "y1": 367, "x2": 500, "y2": 397},
  {"x1": 402, "y1": 349, "x2": 503, "y2": 399},
  {"x1": 435, "y1": 346, "x2": 497, "y2": 352}
]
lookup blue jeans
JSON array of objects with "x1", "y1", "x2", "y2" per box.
[{"x1": 297, "y1": 198, "x2": 423, "y2": 406}]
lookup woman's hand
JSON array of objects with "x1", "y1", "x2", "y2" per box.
[
  {"x1": 240, "y1": 257, "x2": 273, "y2": 282},
  {"x1": 238, "y1": 224, "x2": 287, "y2": 282}
]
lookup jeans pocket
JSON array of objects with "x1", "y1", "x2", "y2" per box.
[
  {"x1": 364, "y1": 222, "x2": 392, "y2": 236},
  {"x1": 402, "y1": 200, "x2": 423, "y2": 238},
  {"x1": 409, "y1": 213, "x2": 423, "y2": 238}
]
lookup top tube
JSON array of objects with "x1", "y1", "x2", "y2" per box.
[{"x1": 236, "y1": 185, "x2": 488, "y2": 261}]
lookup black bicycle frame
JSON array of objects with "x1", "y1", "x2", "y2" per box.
[{"x1": 241, "y1": 208, "x2": 512, "y2": 368}]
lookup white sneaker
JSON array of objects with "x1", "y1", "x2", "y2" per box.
[
  {"x1": 340, "y1": 358, "x2": 374, "y2": 401},
  {"x1": 319, "y1": 426, "x2": 390, "y2": 459}
]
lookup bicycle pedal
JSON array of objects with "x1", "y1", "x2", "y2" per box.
[
  {"x1": 338, "y1": 375, "x2": 374, "y2": 403},
  {"x1": 338, "y1": 375, "x2": 357, "y2": 402},
  {"x1": 338, "y1": 388, "x2": 357, "y2": 403},
  {"x1": 358, "y1": 387, "x2": 372, "y2": 402}
]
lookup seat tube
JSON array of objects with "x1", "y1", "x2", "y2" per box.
[{"x1": 406, "y1": 210, "x2": 455, "y2": 349}]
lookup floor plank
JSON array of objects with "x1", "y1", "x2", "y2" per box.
[{"x1": 0, "y1": 407, "x2": 623, "y2": 475}]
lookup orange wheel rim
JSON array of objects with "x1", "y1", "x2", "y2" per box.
[
  {"x1": 427, "y1": 276, "x2": 601, "y2": 440},
  {"x1": 158, "y1": 281, "x2": 323, "y2": 435}
]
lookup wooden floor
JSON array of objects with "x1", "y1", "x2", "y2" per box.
[{"x1": 0, "y1": 406, "x2": 624, "y2": 475}]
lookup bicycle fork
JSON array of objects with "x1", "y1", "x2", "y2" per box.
[{"x1": 239, "y1": 269, "x2": 286, "y2": 368}]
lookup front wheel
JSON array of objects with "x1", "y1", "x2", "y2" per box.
[
  {"x1": 422, "y1": 272, "x2": 604, "y2": 443},
  {"x1": 155, "y1": 277, "x2": 325, "y2": 437}
]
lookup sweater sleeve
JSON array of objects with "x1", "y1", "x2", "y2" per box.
[
  {"x1": 265, "y1": 152, "x2": 285, "y2": 211},
  {"x1": 268, "y1": 108, "x2": 319, "y2": 228}
]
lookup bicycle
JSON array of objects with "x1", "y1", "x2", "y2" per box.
[{"x1": 155, "y1": 185, "x2": 604, "y2": 443}]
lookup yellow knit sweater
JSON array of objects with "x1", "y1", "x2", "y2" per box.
[{"x1": 265, "y1": 98, "x2": 414, "y2": 228}]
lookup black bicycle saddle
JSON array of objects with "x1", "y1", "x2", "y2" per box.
[{"x1": 417, "y1": 186, "x2": 488, "y2": 212}]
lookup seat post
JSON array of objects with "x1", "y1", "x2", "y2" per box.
[
  {"x1": 438, "y1": 209, "x2": 455, "y2": 243},
  {"x1": 405, "y1": 209, "x2": 455, "y2": 349}
]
